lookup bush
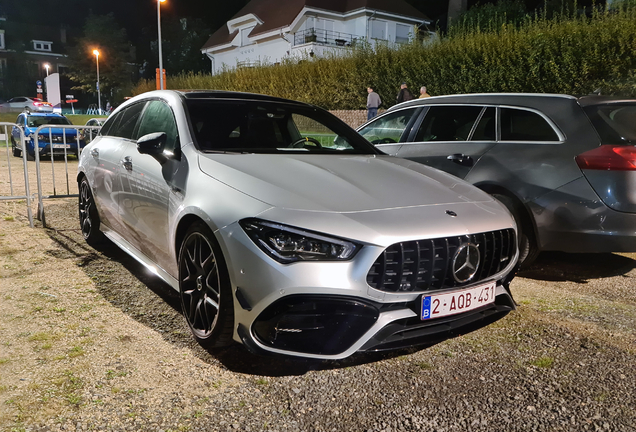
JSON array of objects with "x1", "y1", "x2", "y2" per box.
[{"x1": 132, "y1": 5, "x2": 636, "y2": 108}]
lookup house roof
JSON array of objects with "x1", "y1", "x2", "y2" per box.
[{"x1": 202, "y1": 0, "x2": 429, "y2": 51}]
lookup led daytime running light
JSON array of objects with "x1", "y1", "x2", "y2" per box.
[{"x1": 240, "y1": 219, "x2": 360, "y2": 264}]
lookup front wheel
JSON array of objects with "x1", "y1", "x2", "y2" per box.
[
  {"x1": 178, "y1": 222, "x2": 234, "y2": 349},
  {"x1": 492, "y1": 193, "x2": 539, "y2": 269},
  {"x1": 78, "y1": 178, "x2": 104, "y2": 245}
]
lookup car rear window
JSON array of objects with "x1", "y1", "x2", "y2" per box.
[{"x1": 583, "y1": 103, "x2": 636, "y2": 145}]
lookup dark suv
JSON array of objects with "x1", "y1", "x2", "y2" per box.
[{"x1": 358, "y1": 93, "x2": 636, "y2": 266}]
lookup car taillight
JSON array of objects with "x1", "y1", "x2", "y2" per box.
[{"x1": 575, "y1": 145, "x2": 636, "y2": 171}]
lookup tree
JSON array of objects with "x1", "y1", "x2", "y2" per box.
[
  {"x1": 139, "y1": 17, "x2": 211, "y2": 79},
  {"x1": 66, "y1": 13, "x2": 135, "y2": 105}
]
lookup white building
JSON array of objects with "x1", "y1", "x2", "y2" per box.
[{"x1": 201, "y1": 0, "x2": 431, "y2": 74}]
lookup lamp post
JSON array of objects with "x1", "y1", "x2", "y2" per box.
[
  {"x1": 93, "y1": 49, "x2": 101, "y2": 115},
  {"x1": 44, "y1": 64, "x2": 50, "y2": 76},
  {"x1": 157, "y1": 0, "x2": 166, "y2": 90}
]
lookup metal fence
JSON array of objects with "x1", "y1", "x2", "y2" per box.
[
  {"x1": 0, "y1": 122, "x2": 101, "y2": 228},
  {"x1": 0, "y1": 122, "x2": 34, "y2": 227}
]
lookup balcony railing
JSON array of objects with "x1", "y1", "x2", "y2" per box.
[{"x1": 293, "y1": 28, "x2": 358, "y2": 47}]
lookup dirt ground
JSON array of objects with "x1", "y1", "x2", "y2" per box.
[{"x1": 1, "y1": 156, "x2": 635, "y2": 432}]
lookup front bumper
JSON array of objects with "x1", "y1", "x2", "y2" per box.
[{"x1": 219, "y1": 222, "x2": 518, "y2": 360}]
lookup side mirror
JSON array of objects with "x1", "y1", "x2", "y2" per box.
[{"x1": 137, "y1": 132, "x2": 166, "y2": 156}]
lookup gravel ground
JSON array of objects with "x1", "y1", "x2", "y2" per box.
[{"x1": 1, "y1": 160, "x2": 635, "y2": 432}]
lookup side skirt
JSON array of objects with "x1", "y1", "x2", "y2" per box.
[{"x1": 102, "y1": 226, "x2": 179, "y2": 292}]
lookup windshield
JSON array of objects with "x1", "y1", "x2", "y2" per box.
[
  {"x1": 27, "y1": 116, "x2": 72, "y2": 127},
  {"x1": 185, "y1": 99, "x2": 378, "y2": 154},
  {"x1": 583, "y1": 103, "x2": 636, "y2": 145}
]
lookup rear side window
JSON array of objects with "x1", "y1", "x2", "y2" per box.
[
  {"x1": 358, "y1": 108, "x2": 417, "y2": 144},
  {"x1": 500, "y1": 108, "x2": 559, "y2": 142},
  {"x1": 135, "y1": 100, "x2": 179, "y2": 152},
  {"x1": 414, "y1": 106, "x2": 483, "y2": 142},
  {"x1": 583, "y1": 103, "x2": 636, "y2": 145}
]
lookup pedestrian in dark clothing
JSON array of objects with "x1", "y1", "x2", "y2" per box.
[
  {"x1": 366, "y1": 86, "x2": 381, "y2": 120},
  {"x1": 396, "y1": 82, "x2": 414, "y2": 104}
]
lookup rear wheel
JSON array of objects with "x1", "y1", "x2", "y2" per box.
[
  {"x1": 11, "y1": 137, "x2": 20, "y2": 157},
  {"x1": 492, "y1": 193, "x2": 539, "y2": 269},
  {"x1": 78, "y1": 178, "x2": 104, "y2": 245},
  {"x1": 26, "y1": 151, "x2": 35, "y2": 161},
  {"x1": 178, "y1": 222, "x2": 234, "y2": 349}
]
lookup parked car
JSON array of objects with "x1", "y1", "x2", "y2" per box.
[
  {"x1": 77, "y1": 90, "x2": 519, "y2": 359},
  {"x1": 11, "y1": 112, "x2": 85, "y2": 160},
  {"x1": 357, "y1": 93, "x2": 636, "y2": 267},
  {"x1": 83, "y1": 118, "x2": 107, "y2": 143},
  {"x1": 0, "y1": 96, "x2": 53, "y2": 113}
]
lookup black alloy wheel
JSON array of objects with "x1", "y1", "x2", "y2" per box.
[
  {"x1": 78, "y1": 178, "x2": 103, "y2": 244},
  {"x1": 11, "y1": 137, "x2": 21, "y2": 157},
  {"x1": 178, "y1": 222, "x2": 234, "y2": 348}
]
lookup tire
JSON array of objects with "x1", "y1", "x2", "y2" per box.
[
  {"x1": 492, "y1": 193, "x2": 540, "y2": 269},
  {"x1": 11, "y1": 137, "x2": 20, "y2": 158},
  {"x1": 26, "y1": 151, "x2": 35, "y2": 161},
  {"x1": 178, "y1": 222, "x2": 234, "y2": 349},
  {"x1": 78, "y1": 178, "x2": 104, "y2": 245}
]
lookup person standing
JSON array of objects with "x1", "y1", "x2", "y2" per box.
[
  {"x1": 396, "y1": 82, "x2": 414, "y2": 104},
  {"x1": 366, "y1": 86, "x2": 381, "y2": 120},
  {"x1": 419, "y1": 86, "x2": 431, "y2": 98}
]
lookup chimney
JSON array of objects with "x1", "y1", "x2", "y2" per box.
[
  {"x1": 60, "y1": 27, "x2": 67, "y2": 44},
  {"x1": 447, "y1": 0, "x2": 468, "y2": 27}
]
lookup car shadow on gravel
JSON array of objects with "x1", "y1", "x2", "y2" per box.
[
  {"x1": 519, "y1": 251, "x2": 636, "y2": 283},
  {"x1": 45, "y1": 226, "x2": 438, "y2": 376}
]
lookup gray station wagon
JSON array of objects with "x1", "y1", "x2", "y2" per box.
[{"x1": 358, "y1": 93, "x2": 636, "y2": 267}]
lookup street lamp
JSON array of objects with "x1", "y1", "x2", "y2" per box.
[
  {"x1": 157, "y1": 0, "x2": 166, "y2": 90},
  {"x1": 44, "y1": 64, "x2": 50, "y2": 76},
  {"x1": 93, "y1": 49, "x2": 101, "y2": 115}
]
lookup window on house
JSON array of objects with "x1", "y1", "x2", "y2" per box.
[
  {"x1": 32, "y1": 40, "x2": 52, "y2": 52},
  {"x1": 396, "y1": 24, "x2": 410, "y2": 44},
  {"x1": 371, "y1": 20, "x2": 387, "y2": 40}
]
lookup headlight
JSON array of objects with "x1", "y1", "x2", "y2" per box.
[
  {"x1": 37, "y1": 134, "x2": 49, "y2": 141},
  {"x1": 240, "y1": 218, "x2": 361, "y2": 264}
]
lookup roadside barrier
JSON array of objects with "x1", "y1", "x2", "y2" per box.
[
  {"x1": 33, "y1": 124, "x2": 101, "y2": 227},
  {"x1": 0, "y1": 122, "x2": 101, "y2": 228},
  {"x1": 0, "y1": 122, "x2": 34, "y2": 227}
]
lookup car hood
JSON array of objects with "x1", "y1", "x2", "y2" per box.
[
  {"x1": 25, "y1": 126, "x2": 77, "y2": 136},
  {"x1": 197, "y1": 153, "x2": 493, "y2": 212}
]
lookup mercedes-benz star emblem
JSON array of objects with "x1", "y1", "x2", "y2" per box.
[{"x1": 452, "y1": 243, "x2": 481, "y2": 283}]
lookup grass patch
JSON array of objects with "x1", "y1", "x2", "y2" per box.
[{"x1": 531, "y1": 357, "x2": 554, "y2": 368}]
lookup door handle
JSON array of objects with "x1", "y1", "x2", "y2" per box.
[
  {"x1": 90, "y1": 148, "x2": 99, "y2": 158},
  {"x1": 447, "y1": 153, "x2": 473, "y2": 167},
  {"x1": 121, "y1": 156, "x2": 133, "y2": 171}
]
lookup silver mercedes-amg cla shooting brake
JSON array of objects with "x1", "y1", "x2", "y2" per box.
[{"x1": 77, "y1": 90, "x2": 518, "y2": 359}]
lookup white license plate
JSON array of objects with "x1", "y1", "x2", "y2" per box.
[
  {"x1": 421, "y1": 281, "x2": 497, "y2": 320},
  {"x1": 52, "y1": 144, "x2": 71, "y2": 148}
]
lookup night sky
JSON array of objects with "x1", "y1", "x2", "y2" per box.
[{"x1": 1, "y1": 0, "x2": 455, "y2": 45}]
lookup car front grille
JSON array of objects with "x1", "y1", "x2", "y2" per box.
[{"x1": 367, "y1": 229, "x2": 515, "y2": 293}]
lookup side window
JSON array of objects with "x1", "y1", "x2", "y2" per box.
[
  {"x1": 99, "y1": 111, "x2": 123, "y2": 137},
  {"x1": 111, "y1": 102, "x2": 146, "y2": 140},
  {"x1": 135, "y1": 101, "x2": 179, "y2": 152},
  {"x1": 414, "y1": 106, "x2": 483, "y2": 142},
  {"x1": 358, "y1": 108, "x2": 417, "y2": 144},
  {"x1": 500, "y1": 108, "x2": 559, "y2": 141},
  {"x1": 471, "y1": 107, "x2": 496, "y2": 141}
]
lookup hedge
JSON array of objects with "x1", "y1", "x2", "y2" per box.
[{"x1": 132, "y1": 6, "x2": 636, "y2": 109}]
